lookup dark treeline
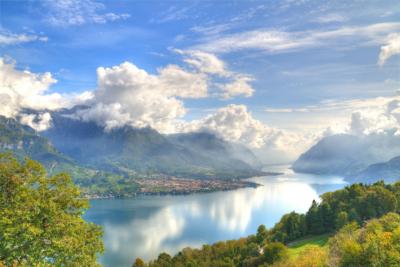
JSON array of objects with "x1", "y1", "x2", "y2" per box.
[{"x1": 136, "y1": 181, "x2": 400, "y2": 267}]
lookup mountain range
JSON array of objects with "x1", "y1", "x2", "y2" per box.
[
  {"x1": 4, "y1": 107, "x2": 400, "y2": 194},
  {"x1": 292, "y1": 133, "x2": 400, "y2": 183},
  {"x1": 0, "y1": 110, "x2": 264, "y2": 195},
  {"x1": 43, "y1": 109, "x2": 262, "y2": 179}
]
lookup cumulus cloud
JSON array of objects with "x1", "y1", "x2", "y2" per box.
[
  {"x1": 0, "y1": 58, "x2": 93, "y2": 130},
  {"x1": 378, "y1": 33, "x2": 400, "y2": 66},
  {"x1": 181, "y1": 104, "x2": 309, "y2": 163},
  {"x1": 0, "y1": 51, "x2": 254, "y2": 133},
  {"x1": 175, "y1": 49, "x2": 255, "y2": 99},
  {"x1": 348, "y1": 98, "x2": 400, "y2": 136},
  {"x1": 177, "y1": 49, "x2": 227, "y2": 75},
  {"x1": 72, "y1": 51, "x2": 254, "y2": 132},
  {"x1": 218, "y1": 75, "x2": 254, "y2": 99},
  {"x1": 0, "y1": 30, "x2": 48, "y2": 45},
  {"x1": 19, "y1": 112, "x2": 53, "y2": 132},
  {"x1": 73, "y1": 61, "x2": 199, "y2": 132},
  {"x1": 43, "y1": 0, "x2": 130, "y2": 26}
]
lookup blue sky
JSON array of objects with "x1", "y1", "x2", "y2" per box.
[{"x1": 1, "y1": 0, "x2": 400, "y2": 162}]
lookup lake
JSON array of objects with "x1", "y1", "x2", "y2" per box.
[{"x1": 84, "y1": 166, "x2": 346, "y2": 267}]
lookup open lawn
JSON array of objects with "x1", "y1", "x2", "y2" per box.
[{"x1": 287, "y1": 233, "x2": 331, "y2": 258}]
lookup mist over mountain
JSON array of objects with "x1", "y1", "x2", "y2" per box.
[
  {"x1": 292, "y1": 133, "x2": 400, "y2": 182},
  {"x1": 38, "y1": 108, "x2": 263, "y2": 179}
]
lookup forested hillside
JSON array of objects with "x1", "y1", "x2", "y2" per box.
[{"x1": 138, "y1": 181, "x2": 400, "y2": 267}]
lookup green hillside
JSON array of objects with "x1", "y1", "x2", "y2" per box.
[
  {"x1": 142, "y1": 181, "x2": 400, "y2": 267},
  {"x1": 0, "y1": 116, "x2": 139, "y2": 197}
]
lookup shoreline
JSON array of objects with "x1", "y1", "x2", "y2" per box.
[
  {"x1": 81, "y1": 171, "x2": 283, "y2": 200},
  {"x1": 82, "y1": 177, "x2": 269, "y2": 200}
]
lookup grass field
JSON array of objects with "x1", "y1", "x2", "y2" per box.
[{"x1": 287, "y1": 233, "x2": 331, "y2": 258}]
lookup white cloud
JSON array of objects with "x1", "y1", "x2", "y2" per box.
[
  {"x1": 347, "y1": 98, "x2": 400, "y2": 136},
  {"x1": 194, "y1": 22, "x2": 400, "y2": 54},
  {"x1": 44, "y1": 0, "x2": 130, "y2": 26},
  {"x1": 0, "y1": 52, "x2": 254, "y2": 134},
  {"x1": 0, "y1": 30, "x2": 48, "y2": 45},
  {"x1": 183, "y1": 104, "x2": 273, "y2": 148},
  {"x1": 73, "y1": 61, "x2": 202, "y2": 132},
  {"x1": 218, "y1": 75, "x2": 254, "y2": 99},
  {"x1": 181, "y1": 104, "x2": 309, "y2": 164},
  {"x1": 19, "y1": 112, "x2": 53, "y2": 132},
  {"x1": 73, "y1": 51, "x2": 254, "y2": 132},
  {"x1": 378, "y1": 33, "x2": 400, "y2": 66},
  {"x1": 175, "y1": 49, "x2": 255, "y2": 99},
  {"x1": 0, "y1": 58, "x2": 93, "y2": 130},
  {"x1": 177, "y1": 49, "x2": 227, "y2": 75}
]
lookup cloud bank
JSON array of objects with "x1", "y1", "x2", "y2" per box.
[
  {"x1": 0, "y1": 58, "x2": 93, "y2": 130},
  {"x1": 182, "y1": 104, "x2": 310, "y2": 163},
  {"x1": 73, "y1": 51, "x2": 255, "y2": 132}
]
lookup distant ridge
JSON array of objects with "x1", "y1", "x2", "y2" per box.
[{"x1": 292, "y1": 133, "x2": 400, "y2": 183}]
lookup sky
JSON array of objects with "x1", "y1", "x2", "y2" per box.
[{"x1": 1, "y1": 0, "x2": 400, "y2": 163}]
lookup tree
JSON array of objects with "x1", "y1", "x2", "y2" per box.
[
  {"x1": 256, "y1": 224, "x2": 268, "y2": 244},
  {"x1": 133, "y1": 257, "x2": 145, "y2": 267},
  {"x1": 262, "y1": 242, "x2": 288, "y2": 265},
  {"x1": 0, "y1": 153, "x2": 103, "y2": 266},
  {"x1": 270, "y1": 212, "x2": 306, "y2": 243},
  {"x1": 306, "y1": 200, "x2": 324, "y2": 234},
  {"x1": 335, "y1": 211, "x2": 349, "y2": 230},
  {"x1": 328, "y1": 213, "x2": 400, "y2": 267}
]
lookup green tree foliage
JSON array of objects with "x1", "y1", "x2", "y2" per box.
[
  {"x1": 270, "y1": 212, "x2": 306, "y2": 243},
  {"x1": 335, "y1": 211, "x2": 349, "y2": 229},
  {"x1": 262, "y1": 242, "x2": 288, "y2": 265},
  {"x1": 328, "y1": 212, "x2": 400, "y2": 267},
  {"x1": 0, "y1": 153, "x2": 103, "y2": 266},
  {"x1": 146, "y1": 238, "x2": 266, "y2": 267},
  {"x1": 270, "y1": 181, "x2": 400, "y2": 243},
  {"x1": 306, "y1": 200, "x2": 325, "y2": 235},
  {"x1": 256, "y1": 225, "x2": 268, "y2": 244}
]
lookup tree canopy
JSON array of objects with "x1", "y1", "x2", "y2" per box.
[{"x1": 0, "y1": 153, "x2": 104, "y2": 266}]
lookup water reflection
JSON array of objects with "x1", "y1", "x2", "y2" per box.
[{"x1": 85, "y1": 167, "x2": 346, "y2": 267}]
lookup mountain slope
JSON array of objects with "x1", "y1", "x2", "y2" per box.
[
  {"x1": 292, "y1": 133, "x2": 400, "y2": 178},
  {"x1": 292, "y1": 134, "x2": 367, "y2": 175},
  {"x1": 42, "y1": 110, "x2": 262, "y2": 179},
  {"x1": 350, "y1": 156, "x2": 400, "y2": 183},
  {"x1": 0, "y1": 115, "x2": 140, "y2": 197},
  {"x1": 0, "y1": 115, "x2": 70, "y2": 168}
]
